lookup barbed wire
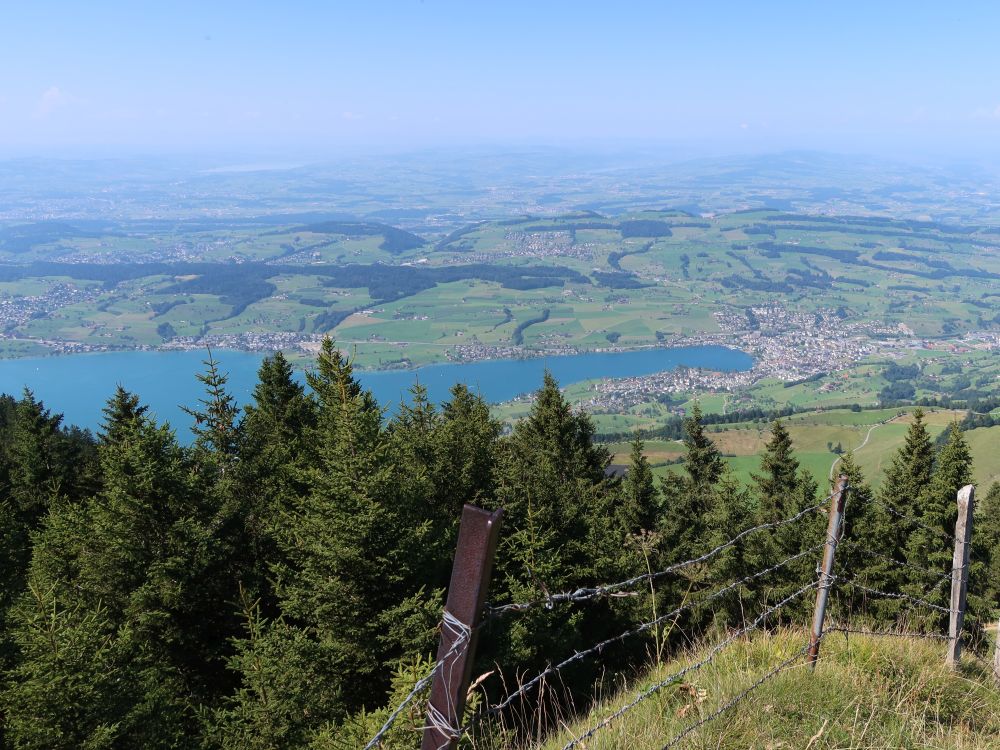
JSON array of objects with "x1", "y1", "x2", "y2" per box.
[
  {"x1": 925, "y1": 572, "x2": 955, "y2": 596},
  {"x1": 422, "y1": 607, "x2": 474, "y2": 750},
  {"x1": 489, "y1": 492, "x2": 834, "y2": 616},
  {"x1": 841, "y1": 578, "x2": 953, "y2": 615},
  {"x1": 826, "y1": 624, "x2": 950, "y2": 641},
  {"x1": 842, "y1": 542, "x2": 956, "y2": 582},
  {"x1": 465, "y1": 543, "x2": 823, "y2": 734},
  {"x1": 369, "y1": 479, "x2": 973, "y2": 750},
  {"x1": 868, "y1": 497, "x2": 955, "y2": 544},
  {"x1": 658, "y1": 622, "x2": 990, "y2": 750},
  {"x1": 363, "y1": 611, "x2": 470, "y2": 750},
  {"x1": 658, "y1": 636, "x2": 816, "y2": 750},
  {"x1": 558, "y1": 580, "x2": 819, "y2": 750}
]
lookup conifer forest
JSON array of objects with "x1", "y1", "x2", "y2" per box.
[{"x1": 0, "y1": 338, "x2": 997, "y2": 749}]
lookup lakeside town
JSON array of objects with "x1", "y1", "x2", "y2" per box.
[{"x1": 8, "y1": 292, "x2": 998, "y2": 421}]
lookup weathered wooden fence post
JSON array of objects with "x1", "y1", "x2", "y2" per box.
[
  {"x1": 946, "y1": 484, "x2": 975, "y2": 668},
  {"x1": 422, "y1": 505, "x2": 503, "y2": 750},
  {"x1": 807, "y1": 474, "x2": 850, "y2": 669},
  {"x1": 994, "y1": 616, "x2": 1000, "y2": 681}
]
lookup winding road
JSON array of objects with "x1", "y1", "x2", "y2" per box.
[{"x1": 829, "y1": 413, "x2": 904, "y2": 480}]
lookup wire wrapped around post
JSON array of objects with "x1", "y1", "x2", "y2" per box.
[{"x1": 421, "y1": 505, "x2": 503, "y2": 750}]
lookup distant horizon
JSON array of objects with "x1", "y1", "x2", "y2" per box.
[{"x1": 1, "y1": 144, "x2": 998, "y2": 173}]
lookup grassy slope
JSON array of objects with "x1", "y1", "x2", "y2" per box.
[
  {"x1": 541, "y1": 630, "x2": 1000, "y2": 750},
  {"x1": 967, "y1": 426, "x2": 1000, "y2": 490}
]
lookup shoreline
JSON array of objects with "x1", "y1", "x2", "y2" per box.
[{"x1": 0, "y1": 337, "x2": 753, "y2": 373}]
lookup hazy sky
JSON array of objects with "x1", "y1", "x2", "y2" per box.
[{"x1": 3, "y1": 1, "x2": 1000, "y2": 157}]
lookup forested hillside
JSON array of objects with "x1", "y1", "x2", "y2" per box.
[{"x1": 0, "y1": 339, "x2": 998, "y2": 749}]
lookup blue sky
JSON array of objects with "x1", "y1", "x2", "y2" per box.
[{"x1": 2, "y1": 1, "x2": 1000, "y2": 157}]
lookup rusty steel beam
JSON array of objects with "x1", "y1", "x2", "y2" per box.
[{"x1": 421, "y1": 504, "x2": 503, "y2": 750}]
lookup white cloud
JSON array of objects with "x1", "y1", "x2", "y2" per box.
[
  {"x1": 35, "y1": 86, "x2": 69, "y2": 118},
  {"x1": 970, "y1": 104, "x2": 1000, "y2": 121}
]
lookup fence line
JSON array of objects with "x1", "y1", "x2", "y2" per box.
[
  {"x1": 559, "y1": 581, "x2": 819, "y2": 750},
  {"x1": 489, "y1": 493, "x2": 831, "y2": 616},
  {"x1": 826, "y1": 624, "x2": 951, "y2": 641},
  {"x1": 843, "y1": 542, "x2": 956, "y2": 582},
  {"x1": 362, "y1": 484, "x2": 990, "y2": 750},
  {"x1": 466, "y1": 543, "x2": 823, "y2": 731},
  {"x1": 841, "y1": 578, "x2": 954, "y2": 615}
]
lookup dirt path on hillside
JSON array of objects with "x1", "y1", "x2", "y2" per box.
[{"x1": 828, "y1": 413, "x2": 904, "y2": 481}]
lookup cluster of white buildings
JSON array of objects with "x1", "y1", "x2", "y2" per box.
[
  {"x1": 0, "y1": 283, "x2": 101, "y2": 329},
  {"x1": 582, "y1": 303, "x2": 881, "y2": 411}
]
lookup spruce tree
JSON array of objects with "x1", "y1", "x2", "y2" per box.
[
  {"x1": 209, "y1": 593, "x2": 339, "y2": 750},
  {"x1": 5, "y1": 396, "x2": 208, "y2": 747},
  {"x1": 182, "y1": 349, "x2": 242, "y2": 462},
  {"x1": 904, "y1": 422, "x2": 972, "y2": 627},
  {"x1": 702, "y1": 470, "x2": 754, "y2": 628},
  {"x1": 436, "y1": 383, "x2": 499, "y2": 511},
  {"x1": 660, "y1": 404, "x2": 723, "y2": 565},
  {"x1": 99, "y1": 385, "x2": 148, "y2": 445},
  {"x1": 830, "y1": 452, "x2": 891, "y2": 622},
  {"x1": 974, "y1": 482, "x2": 1000, "y2": 622},
  {"x1": 747, "y1": 420, "x2": 822, "y2": 621},
  {"x1": 8, "y1": 389, "x2": 68, "y2": 517},
  {"x1": 238, "y1": 352, "x2": 317, "y2": 609},
  {"x1": 0, "y1": 390, "x2": 91, "y2": 680},
  {"x1": 488, "y1": 371, "x2": 620, "y2": 680},
  {"x1": 620, "y1": 433, "x2": 659, "y2": 537},
  {"x1": 218, "y1": 341, "x2": 440, "y2": 743},
  {"x1": 305, "y1": 338, "x2": 369, "y2": 422},
  {"x1": 387, "y1": 383, "x2": 500, "y2": 591},
  {"x1": 851, "y1": 410, "x2": 934, "y2": 623},
  {"x1": 242, "y1": 352, "x2": 315, "y2": 455},
  {"x1": 681, "y1": 403, "x2": 724, "y2": 492},
  {"x1": 879, "y1": 408, "x2": 934, "y2": 522},
  {"x1": 4, "y1": 585, "x2": 139, "y2": 749},
  {"x1": 752, "y1": 420, "x2": 799, "y2": 524}
]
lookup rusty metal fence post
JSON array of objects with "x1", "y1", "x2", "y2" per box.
[
  {"x1": 421, "y1": 505, "x2": 503, "y2": 750},
  {"x1": 946, "y1": 485, "x2": 975, "y2": 668},
  {"x1": 807, "y1": 474, "x2": 850, "y2": 669}
]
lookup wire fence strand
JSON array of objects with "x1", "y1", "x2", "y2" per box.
[
  {"x1": 868, "y1": 498, "x2": 955, "y2": 544},
  {"x1": 489, "y1": 493, "x2": 832, "y2": 616},
  {"x1": 367, "y1": 478, "x2": 981, "y2": 750},
  {"x1": 558, "y1": 580, "x2": 819, "y2": 750},
  {"x1": 841, "y1": 578, "x2": 953, "y2": 615},
  {"x1": 363, "y1": 611, "x2": 470, "y2": 750},
  {"x1": 659, "y1": 636, "x2": 816, "y2": 750},
  {"x1": 826, "y1": 625, "x2": 951, "y2": 641},
  {"x1": 842, "y1": 542, "x2": 956, "y2": 582},
  {"x1": 466, "y1": 543, "x2": 823, "y2": 734}
]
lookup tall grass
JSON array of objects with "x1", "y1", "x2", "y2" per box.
[{"x1": 468, "y1": 629, "x2": 1000, "y2": 749}]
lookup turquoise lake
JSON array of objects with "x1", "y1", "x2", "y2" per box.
[{"x1": 0, "y1": 346, "x2": 752, "y2": 435}]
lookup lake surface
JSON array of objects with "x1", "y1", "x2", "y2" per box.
[{"x1": 0, "y1": 346, "x2": 752, "y2": 435}]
